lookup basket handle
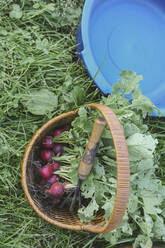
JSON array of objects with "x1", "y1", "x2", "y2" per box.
[
  {"x1": 84, "y1": 103, "x2": 130, "y2": 233},
  {"x1": 78, "y1": 117, "x2": 106, "y2": 180}
]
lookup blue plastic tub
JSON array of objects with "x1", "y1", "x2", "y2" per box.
[{"x1": 77, "y1": 0, "x2": 165, "y2": 116}]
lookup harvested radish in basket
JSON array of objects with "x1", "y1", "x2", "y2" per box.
[{"x1": 31, "y1": 118, "x2": 107, "y2": 210}]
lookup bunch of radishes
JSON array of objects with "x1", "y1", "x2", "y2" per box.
[{"x1": 34, "y1": 126, "x2": 70, "y2": 206}]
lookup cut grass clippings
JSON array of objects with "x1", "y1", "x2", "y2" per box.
[{"x1": 0, "y1": 1, "x2": 164, "y2": 248}]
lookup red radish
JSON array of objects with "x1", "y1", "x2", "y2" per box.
[
  {"x1": 54, "y1": 129, "x2": 64, "y2": 137},
  {"x1": 42, "y1": 136, "x2": 53, "y2": 149},
  {"x1": 51, "y1": 161, "x2": 60, "y2": 171},
  {"x1": 53, "y1": 144, "x2": 64, "y2": 155},
  {"x1": 46, "y1": 183, "x2": 64, "y2": 197},
  {"x1": 52, "y1": 198, "x2": 61, "y2": 206},
  {"x1": 41, "y1": 150, "x2": 54, "y2": 162},
  {"x1": 47, "y1": 175, "x2": 59, "y2": 184},
  {"x1": 40, "y1": 165, "x2": 52, "y2": 179}
]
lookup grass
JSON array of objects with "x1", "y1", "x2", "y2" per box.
[
  {"x1": 0, "y1": 1, "x2": 164, "y2": 248},
  {"x1": 0, "y1": 1, "x2": 103, "y2": 247}
]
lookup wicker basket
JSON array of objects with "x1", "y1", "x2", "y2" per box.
[{"x1": 21, "y1": 104, "x2": 130, "y2": 233}]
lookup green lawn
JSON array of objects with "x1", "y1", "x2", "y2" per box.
[{"x1": 0, "y1": 1, "x2": 164, "y2": 248}]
